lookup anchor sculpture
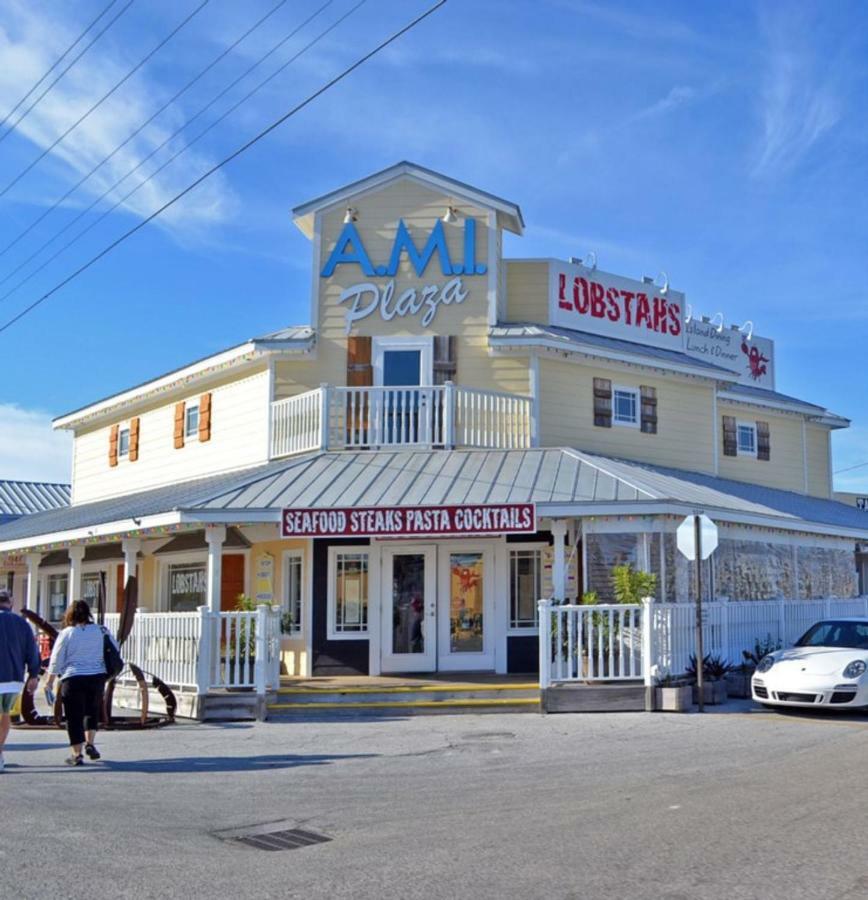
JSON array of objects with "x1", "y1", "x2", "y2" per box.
[{"x1": 16, "y1": 572, "x2": 177, "y2": 730}]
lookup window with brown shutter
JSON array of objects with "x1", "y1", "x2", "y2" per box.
[
  {"x1": 433, "y1": 336, "x2": 457, "y2": 384},
  {"x1": 756, "y1": 420, "x2": 770, "y2": 461},
  {"x1": 346, "y1": 335, "x2": 373, "y2": 386},
  {"x1": 722, "y1": 415, "x2": 737, "y2": 457},
  {"x1": 640, "y1": 385, "x2": 657, "y2": 434},
  {"x1": 593, "y1": 377, "x2": 612, "y2": 428},
  {"x1": 174, "y1": 402, "x2": 186, "y2": 449},
  {"x1": 109, "y1": 424, "x2": 119, "y2": 467},
  {"x1": 129, "y1": 417, "x2": 140, "y2": 462},
  {"x1": 199, "y1": 393, "x2": 212, "y2": 442}
]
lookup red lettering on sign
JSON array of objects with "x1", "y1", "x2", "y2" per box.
[
  {"x1": 636, "y1": 293, "x2": 651, "y2": 329},
  {"x1": 573, "y1": 277, "x2": 589, "y2": 313},
  {"x1": 558, "y1": 273, "x2": 571, "y2": 310},
  {"x1": 620, "y1": 290, "x2": 635, "y2": 325},
  {"x1": 605, "y1": 287, "x2": 621, "y2": 322},
  {"x1": 668, "y1": 302, "x2": 681, "y2": 336},
  {"x1": 653, "y1": 296, "x2": 668, "y2": 333},
  {"x1": 589, "y1": 281, "x2": 606, "y2": 318}
]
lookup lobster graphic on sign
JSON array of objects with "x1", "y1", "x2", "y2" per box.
[{"x1": 741, "y1": 337, "x2": 769, "y2": 381}]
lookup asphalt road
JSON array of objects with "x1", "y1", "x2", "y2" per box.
[{"x1": 3, "y1": 702, "x2": 868, "y2": 900}]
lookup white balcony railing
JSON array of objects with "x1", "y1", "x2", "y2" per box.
[{"x1": 270, "y1": 382, "x2": 534, "y2": 457}]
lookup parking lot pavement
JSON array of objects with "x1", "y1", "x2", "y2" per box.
[{"x1": 3, "y1": 704, "x2": 868, "y2": 900}]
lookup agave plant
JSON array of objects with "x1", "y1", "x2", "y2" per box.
[{"x1": 686, "y1": 653, "x2": 734, "y2": 682}]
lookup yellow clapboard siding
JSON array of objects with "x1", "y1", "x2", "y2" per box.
[{"x1": 505, "y1": 259, "x2": 548, "y2": 323}]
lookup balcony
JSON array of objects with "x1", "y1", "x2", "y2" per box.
[{"x1": 270, "y1": 383, "x2": 535, "y2": 458}]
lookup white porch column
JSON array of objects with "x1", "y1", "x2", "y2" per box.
[
  {"x1": 550, "y1": 519, "x2": 568, "y2": 603},
  {"x1": 25, "y1": 553, "x2": 41, "y2": 613},
  {"x1": 121, "y1": 538, "x2": 140, "y2": 588},
  {"x1": 205, "y1": 526, "x2": 227, "y2": 613},
  {"x1": 68, "y1": 545, "x2": 85, "y2": 603}
]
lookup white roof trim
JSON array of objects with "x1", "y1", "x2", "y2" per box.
[
  {"x1": 292, "y1": 162, "x2": 524, "y2": 238},
  {"x1": 718, "y1": 389, "x2": 844, "y2": 424}
]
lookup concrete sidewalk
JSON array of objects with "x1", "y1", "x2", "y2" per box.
[{"x1": 3, "y1": 705, "x2": 867, "y2": 899}]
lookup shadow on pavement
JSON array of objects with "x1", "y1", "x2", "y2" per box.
[
  {"x1": 95, "y1": 752, "x2": 377, "y2": 774},
  {"x1": 5, "y1": 743, "x2": 69, "y2": 751}
]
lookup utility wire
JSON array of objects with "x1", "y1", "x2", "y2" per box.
[
  {"x1": 0, "y1": 0, "x2": 123, "y2": 140},
  {"x1": 0, "y1": 0, "x2": 135, "y2": 147},
  {"x1": 0, "y1": 0, "x2": 447, "y2": 336},
  {"x1": 0, "y1": 0, "x2": 340, "y2": 298},
  {"x1": 834, "y1": 460, "x2": 868, "y2": 475},
  {"x1": 0, "y1": 0, "x2": 210, "y2": 199},
  {"x1": 0, "y1": 0, "x2": 289, "y2": 260}
]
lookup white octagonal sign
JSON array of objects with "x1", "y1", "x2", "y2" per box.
[{"x1": 676, "y1": 514, "x2": 718, "y2": 561}]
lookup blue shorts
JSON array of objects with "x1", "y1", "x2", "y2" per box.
[{"x1": 0, "y1": 692, "x2": 19, "y2": 714}]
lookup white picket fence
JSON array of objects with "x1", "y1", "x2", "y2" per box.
[
  {"x1": 539, "y1": 596, "x2": 868, "y2": 689},
  {"x1": 101, "y1": 606, "x2": 282, "y2": 694}
]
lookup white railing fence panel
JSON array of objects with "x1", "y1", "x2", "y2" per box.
[{"x1": 270, "y1": 389, "x2": 323, "y2": 458}]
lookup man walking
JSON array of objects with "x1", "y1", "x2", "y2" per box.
[{"x1": 0, "y1": 589, "x2": 40, "y2": 772}]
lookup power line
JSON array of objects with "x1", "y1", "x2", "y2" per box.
[
  {"x1": 0, "y1": 0, "x2": 123, "y2": 140},
  {"x1": 0, "y1": 0, "x2": 447, "y2": 336},
  {"x1": 0, "y1": 0, "x2": 289, "y2": 260},
  {"x1": 0, "y1": 0, "x2": 211, "y2": 199},
  {"x1": 835, "y1": 460, "x2": 868, "y2": 475},
  {"x1": 0, "y1": 0, "x2": 135, "y2": 147},
  {"x1": 0, "y1": 0, "x2": 341, "y2": 299}
]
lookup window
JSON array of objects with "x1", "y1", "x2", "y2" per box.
[
  {"x1": 282, "y1": 552, "x2": 303, "y2": 636},
  {"x1": 47, "y1": 573, "x2": 68, "y2": 622},
  {"x1": 168, "y1": 562, "x2": 207, "y2": 612},
  {"x1": 118, "y1": 427, "x2": 130, "y2": 457},
  {"x1": 81, "y1": 573, "x2": 104, "y2": 610},
  {"x1": 737, "y1": 422, "x2": 757, "y2": 456},
  {"x1": 612, "y1": 387, "x2": 639, "y2": 427},
  {"x1": 509, "y1": 547, "x2": 542, "y2": 630},
  {"x1": 328, "y1": 549, "x2": 369, "y2": 638},
  {"x1": 185, "y1": 403, "x2": 200, "y2": 439}
]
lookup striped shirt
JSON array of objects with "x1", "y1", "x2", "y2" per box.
[{"x1": 48, "y1": 623, "x2": 119, "y2": 680}]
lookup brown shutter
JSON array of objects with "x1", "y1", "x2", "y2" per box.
[
  {"x1": 346, "y1": 336, "x2": 373, "y2": 386},
  {"x1": 433, "y1": 336, "x2": 458, "y2": 384},
  {"x1": 640, "y1": 385, "x2": 657, "y2": 435},
  {"x1": 109, "y1": 424, "x2": 119, "y2": 467},
  {"x1": 129, "y1": 417, "x2": 140, "y2": 462},
  {"x1": 174, "y1": 402, "x2": 186, "y2": 449},
  {"x1": 722, "y1": 415, "x2": 737, "y2": 457},
  {"x1": 756, "y1": 420, "x2": 770, "y2": 461},
  {"x1": 593, "y1": 377, "x2": 612, "y2": 428},
  {"x1": 199, "y1": 392, "x2": 212, "y2": 442}
]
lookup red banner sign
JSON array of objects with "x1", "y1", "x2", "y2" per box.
[{"x1": 281, "y1": 504, "x2": 536, "y2": 538}]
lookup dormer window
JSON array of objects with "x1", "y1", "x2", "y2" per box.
[
  {"x1": 118, "y1": 427, "x2": 130, "y2": 457},
  {"x1": 185, "y1": 403, "x2": 200, "y2": 439}
]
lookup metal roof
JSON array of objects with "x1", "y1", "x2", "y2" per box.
[
  {"x1": 0, "y1": 480, "x2": 70, "y2": 522},
  {"x1": 490, "y1": 323, "x2": 736, "y2": 377},
  {"x1": 2, "y1": 448, "x2": 867, "y2": 546}
]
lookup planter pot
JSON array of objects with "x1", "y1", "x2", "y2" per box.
[
  {"x1": 725, "y1": 672, "x2": 753, "y2": 699},
  {"x1": 692, "y1": 680, "x2": 728, "y2": 705},
  {"x1": 655, "y1": 685, "x2": 693, "y2": 712}
]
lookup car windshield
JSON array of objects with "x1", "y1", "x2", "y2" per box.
[{"x1": 795, "y1": 620, "x2": 868, "y2": 650}]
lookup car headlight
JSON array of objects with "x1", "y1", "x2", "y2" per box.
[
  {"x1": 843, "y1": 660, "x2": 867, "y2": 679},
  {"x1": 756, "y1": 655, "x2": 775, "y2": 674}
]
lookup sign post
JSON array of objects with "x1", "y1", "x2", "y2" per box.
[{"x1": 676, "y1": 513, "x2": 719, "y2": 713}]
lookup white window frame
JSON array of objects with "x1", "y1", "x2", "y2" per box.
[
  {"x1": 118, "y1": 426, "x2": 131, "y2": 457},
  {"x1": 327, "y1": 546, "x2": 370, "y2": 640},
  {"x1": 281, "y1": 550, "x2": 304, "y2": 637},
  {"x1": 41, "y1": 568, "x2": 70, "y2": 623},
  {"x1": 185, "y1": 403, "x2": 200, "y2": 440},
  {"x1": 612, "y1": 385, "x2": 640, "y2": 428},
  {"x1": 372, "y1": 336, "x2": 433, "y2": 387},
  {"x1": 737, "y1": 420, "x2": 758, "y2": 457},
  {"x1": 507, "y1": 543, "x2": 546, "y2": 634}
]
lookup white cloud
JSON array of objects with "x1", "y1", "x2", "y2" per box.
[
  {"x1": 752, "y1": 6, "x2": 842, "y2": 178},
  {"x1": 631, "y1": 85, "x2": 697, "y2": 122},
  {"x1": 0, "y1": 404, "x2": 71, "y2": 483},
  {"x1": 0, "y1": 1, "x2": 237, "y2": 233}
]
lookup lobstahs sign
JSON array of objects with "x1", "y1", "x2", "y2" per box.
[
  {"x1": 321, "y1": 218, "x2": 486, "y2": 335},
  {"x1": 549, "y1": 261, "x2": 686, "y2": 352},
  {"x1": 281, "y1": 504, "x2": 536, "y2": 538}
]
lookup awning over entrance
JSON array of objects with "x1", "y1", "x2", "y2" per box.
[{"x1": 2, "y1": 448, "x2": 868, "y2": 551}]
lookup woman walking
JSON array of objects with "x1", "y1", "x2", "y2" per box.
[{"x1": 46, "y1": 600, "x2": 119, "y2": 766}]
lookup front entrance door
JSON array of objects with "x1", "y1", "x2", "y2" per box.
[
  {"x1": 380, "y1": 546, "x2": 437, "y2": 673},
  {"x1": 438, "y1": 545, "x2": 495, "y2": 671}
]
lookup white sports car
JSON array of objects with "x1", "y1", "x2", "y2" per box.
[{"x1": 752, "y1": 618, "x2": 868, "y2": 711}]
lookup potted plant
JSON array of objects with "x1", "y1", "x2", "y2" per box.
[
  {"x1": 727, "y1": 634, "x2": 781, "y2": 698},
  {"x1": 655, "y1": 670, "x2": 693, "y2": 712},
  {"x1": 686, "y1": 654, "x2": 732, "y2": 705}
]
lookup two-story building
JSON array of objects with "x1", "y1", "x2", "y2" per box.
[{"x1": 1, "y1": 161, "x2": 866, "y2": 679}]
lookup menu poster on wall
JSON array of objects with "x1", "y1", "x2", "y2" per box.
[
  {"x1": 254, "y1": 553, "x2": 275, "y2": 605},
  {"x1": 684, "y1": 320, "x2": 775, "y2": 388},
  {"x1": 542, "y1": 546, "x2": 579, "y2": 601},
  {"x1": 549, "y1": 261, "x2": 686, "y2": 353}
]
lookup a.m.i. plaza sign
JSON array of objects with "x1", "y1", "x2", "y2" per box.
[{"x1": 322, "y1": 218, "x2": 486, "y2": 333}]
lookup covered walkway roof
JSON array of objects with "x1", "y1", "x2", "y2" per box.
[{"x1": 1, "y1": 449, "x2": 867, "y2": 552}]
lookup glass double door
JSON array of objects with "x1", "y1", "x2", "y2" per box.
[{"x1": 381, "y1": 545, "x2": 494, "y2": 673}]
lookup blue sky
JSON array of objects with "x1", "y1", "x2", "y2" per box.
[{"x1": 0, "y1": 0, "x2": 866, "y2": 488}]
